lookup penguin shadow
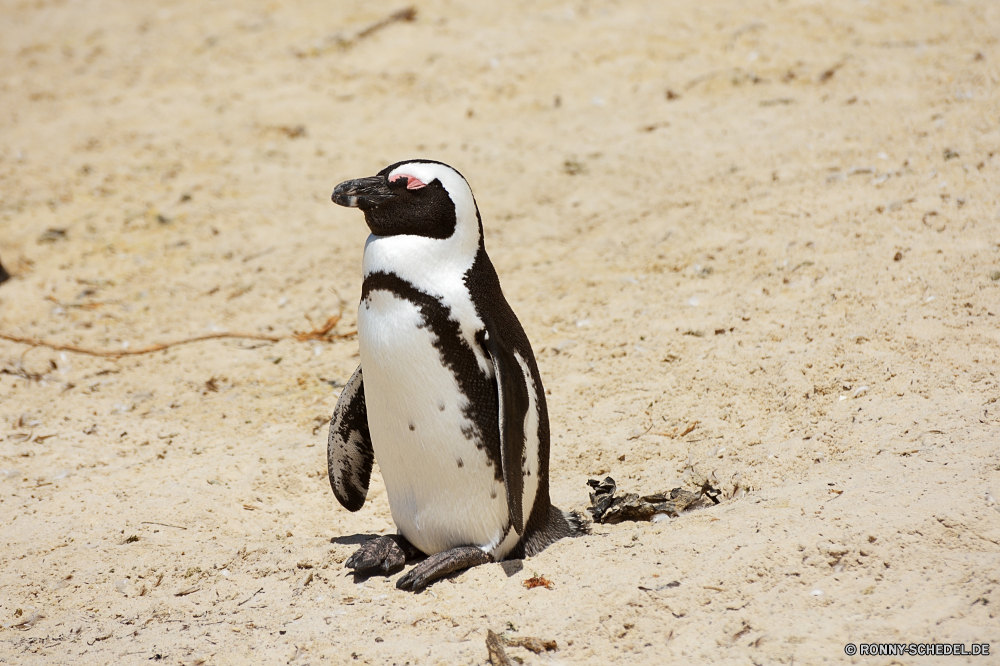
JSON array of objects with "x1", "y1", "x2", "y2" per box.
[
  {"x1": 499, "y1": 559, "x2": 524, "y2": 577},
  {"x1": 331, "y1": 533, "x2": 381, "y2": 547}
]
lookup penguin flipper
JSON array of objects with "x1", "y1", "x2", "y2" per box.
[
  {"x1": 480, "y1": 319, "x2": 528, "y2": 536},
  {"x1": 327, "y1": 365, "x2": 374, "y2": 512}
]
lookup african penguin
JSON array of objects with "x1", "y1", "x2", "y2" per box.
[{"x1": 327, "y1": 159, "x2": 586, "y2": 591}]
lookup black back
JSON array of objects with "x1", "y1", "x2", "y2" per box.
[{"x1": 463, "y1": 240, "x2": 555, "y2": 544}]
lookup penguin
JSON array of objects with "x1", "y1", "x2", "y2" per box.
[{"x1": 327, "y1": 159, "x2": 586, "y2": 592}]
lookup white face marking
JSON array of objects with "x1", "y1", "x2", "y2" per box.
[{"x1": 362, "y1": 162, "x2": 491, "y2": 375}]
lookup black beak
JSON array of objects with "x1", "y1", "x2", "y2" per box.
[{"x1": 331, "y1": 176, "x2": 394, "y2": 209}]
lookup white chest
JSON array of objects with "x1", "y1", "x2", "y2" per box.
[{"x1": 358, "y1": 289, "x2": 515, "y2": 557}]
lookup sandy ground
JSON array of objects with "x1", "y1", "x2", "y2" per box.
[{"x1": 2, "y1": 0, "x2": 999, "y2": 664}]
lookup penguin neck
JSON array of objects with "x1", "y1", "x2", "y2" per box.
[
  {"x1": 362, "y1": 222, "x2": 482, "y2": 293},
  {"x1": 361, "y1": 231, "x2": 492, "y2": 377}
]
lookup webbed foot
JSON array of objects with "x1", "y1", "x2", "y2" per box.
[
  {"x1": 396, "y1": 546, "x2": 492, "y2": 592},
  {"x1": 345, "y1": 535, "x2": 420, "y2": 575}
]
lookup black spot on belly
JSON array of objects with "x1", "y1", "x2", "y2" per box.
[
  {"x1": 408, "y1": 420, "x2": 415, "y2": 431},
  {"x1": 438, "y1": 401, "x2": 446, "y2": 412},
  {"x1": 456, "y1": 457, "x2": 464, "y2": 468},
  {"x1": 490, "y1": 488, "x2": 498, "y2": 499}
]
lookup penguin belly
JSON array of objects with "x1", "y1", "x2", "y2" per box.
[{"x1": 358, "y1": 288, "x2": 513, "y2": 556}]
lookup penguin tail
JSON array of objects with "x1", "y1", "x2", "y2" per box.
[
  {"x1": 564, "y1": 509, "x2": 592, "y2": 536},
  {"x1": 519, "y1": 504, "x2": 591, "y2": 557}
]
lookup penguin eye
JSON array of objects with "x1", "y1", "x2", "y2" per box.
[{"x1": 389, "y1": 174, "x2": 427, "y2": 191}]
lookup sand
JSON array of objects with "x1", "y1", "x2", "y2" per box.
[{"x1": 1, "y1": 0, "x2": 999, "y2": 663}]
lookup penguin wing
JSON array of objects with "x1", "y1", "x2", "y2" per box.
[
  {"x1": 480, "y1": 319, "x2": 529, "y2": 536},
  {"x1": 327, "y1": 365, "x2": 374, "y2": 512}
]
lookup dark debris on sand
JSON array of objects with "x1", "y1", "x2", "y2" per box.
[{"x1": 586, "y1": 476, "x2": 721, "y2": 524}]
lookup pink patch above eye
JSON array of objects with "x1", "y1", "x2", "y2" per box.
[{"x1": 390, "y1": 174, "x2": 427, "y2": 190}]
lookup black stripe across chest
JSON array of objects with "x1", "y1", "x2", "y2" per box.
[{"x1": 361, "y1": 271, "x2": 503, "y2": 479}]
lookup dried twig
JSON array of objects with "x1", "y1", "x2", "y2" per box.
[
  {"x1": 523, "y1": 575, "x2": 554, "y2": 590},
  {"x1": 12, "y1": 611, "x2": 44, "y2": 630},
  {"x1": 237, "y1": 587, "x2": 264, "y2": 607},
  {"x1": 627, "y1": 423, "x2": 653, "y2": 440},
  {"x1": 294, "y1": 7, "x2": 416, "y2": 57},
  {"x1": 654, "y1": 420, "x2": 699, "y2": 438},
  {"x1": 679, "y1": 421, "x2": 700, "y2": 437},
  {"x1": 0, "y1": 312, "x2": 353, "y2": 360},
  {"x1": 486, "y1": 630, "x2": 513, "y2": 666},
  {"x1": 140, "y1": 521, "x2": 187, "y2": 530},
  {"x1": 356, "y1": 7, "x2": 417, "y2": 40},
  {"x1": 504, "y1": 636, "x2": 558, "y2": 653}
]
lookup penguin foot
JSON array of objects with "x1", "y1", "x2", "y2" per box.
[
  {"x1": 345, "y1": 535, "x2": 419, "y2": 575},
  {"x1": 396, "y1": 546, "x2": 492, "y2": 592}
]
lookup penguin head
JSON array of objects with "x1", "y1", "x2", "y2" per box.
[{"x1": 332, "y1": 160, "x2": 481, "y2": 241}]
